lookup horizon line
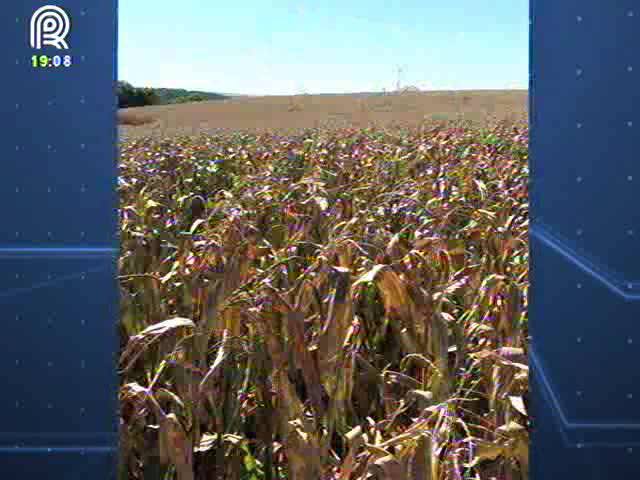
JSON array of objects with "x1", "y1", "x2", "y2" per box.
[{"x1": 122, "y1": 85, "x2": 529, "y2": 97}]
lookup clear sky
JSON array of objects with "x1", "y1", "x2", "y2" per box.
[{"x1": 118, "y1": 1, "x2": 528, "y2": 95}]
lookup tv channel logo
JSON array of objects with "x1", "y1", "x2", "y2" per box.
[{"x1": 30, "y1": 5, "x2": 71, "y2": 50}]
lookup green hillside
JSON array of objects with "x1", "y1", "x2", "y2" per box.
[{"x1": 154, "y1": 88, "x2": 230, "y2": 104}]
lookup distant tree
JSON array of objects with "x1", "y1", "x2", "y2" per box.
[
  {"x1": 141, "y1": 87, "x2": 160, "y2": 106},
  {"x1": 118, "y1": 81, "x2": 159, "y2": 108}
]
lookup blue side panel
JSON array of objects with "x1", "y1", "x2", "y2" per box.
[
  {"x1": 531, "y1": 0, "x2": 640, "y2": 476},
  {"x1": 0, "y1": 2, "x2": 118, "y2": 478}
]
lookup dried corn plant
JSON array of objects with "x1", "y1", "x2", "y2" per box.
[{"x1": 118, "y1": 118, "x2": 529, "y2": 480}]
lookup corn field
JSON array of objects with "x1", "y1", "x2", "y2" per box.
[{"x1": 118, "y1": 119, "x2": 529, "y2": 480}]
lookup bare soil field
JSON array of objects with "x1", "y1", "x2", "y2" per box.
[{"x1": 118, "y1": 89, "x2": 528, "y2": 138}]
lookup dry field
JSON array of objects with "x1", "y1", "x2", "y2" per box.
[
  {"x1": 118, "y1": 89, "x2": 528, "y2": 138},
  {"x1": 118, "y1": 111, "x2": 530, "y2": 479}
]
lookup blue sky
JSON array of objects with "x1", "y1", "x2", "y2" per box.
[{"x1": 119, "y1": 1, "x2": 528, "y2": 95}]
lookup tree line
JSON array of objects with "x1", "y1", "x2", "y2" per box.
[{"x1": 118, "y1": 81, "x2": 228, "y2": 108}]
